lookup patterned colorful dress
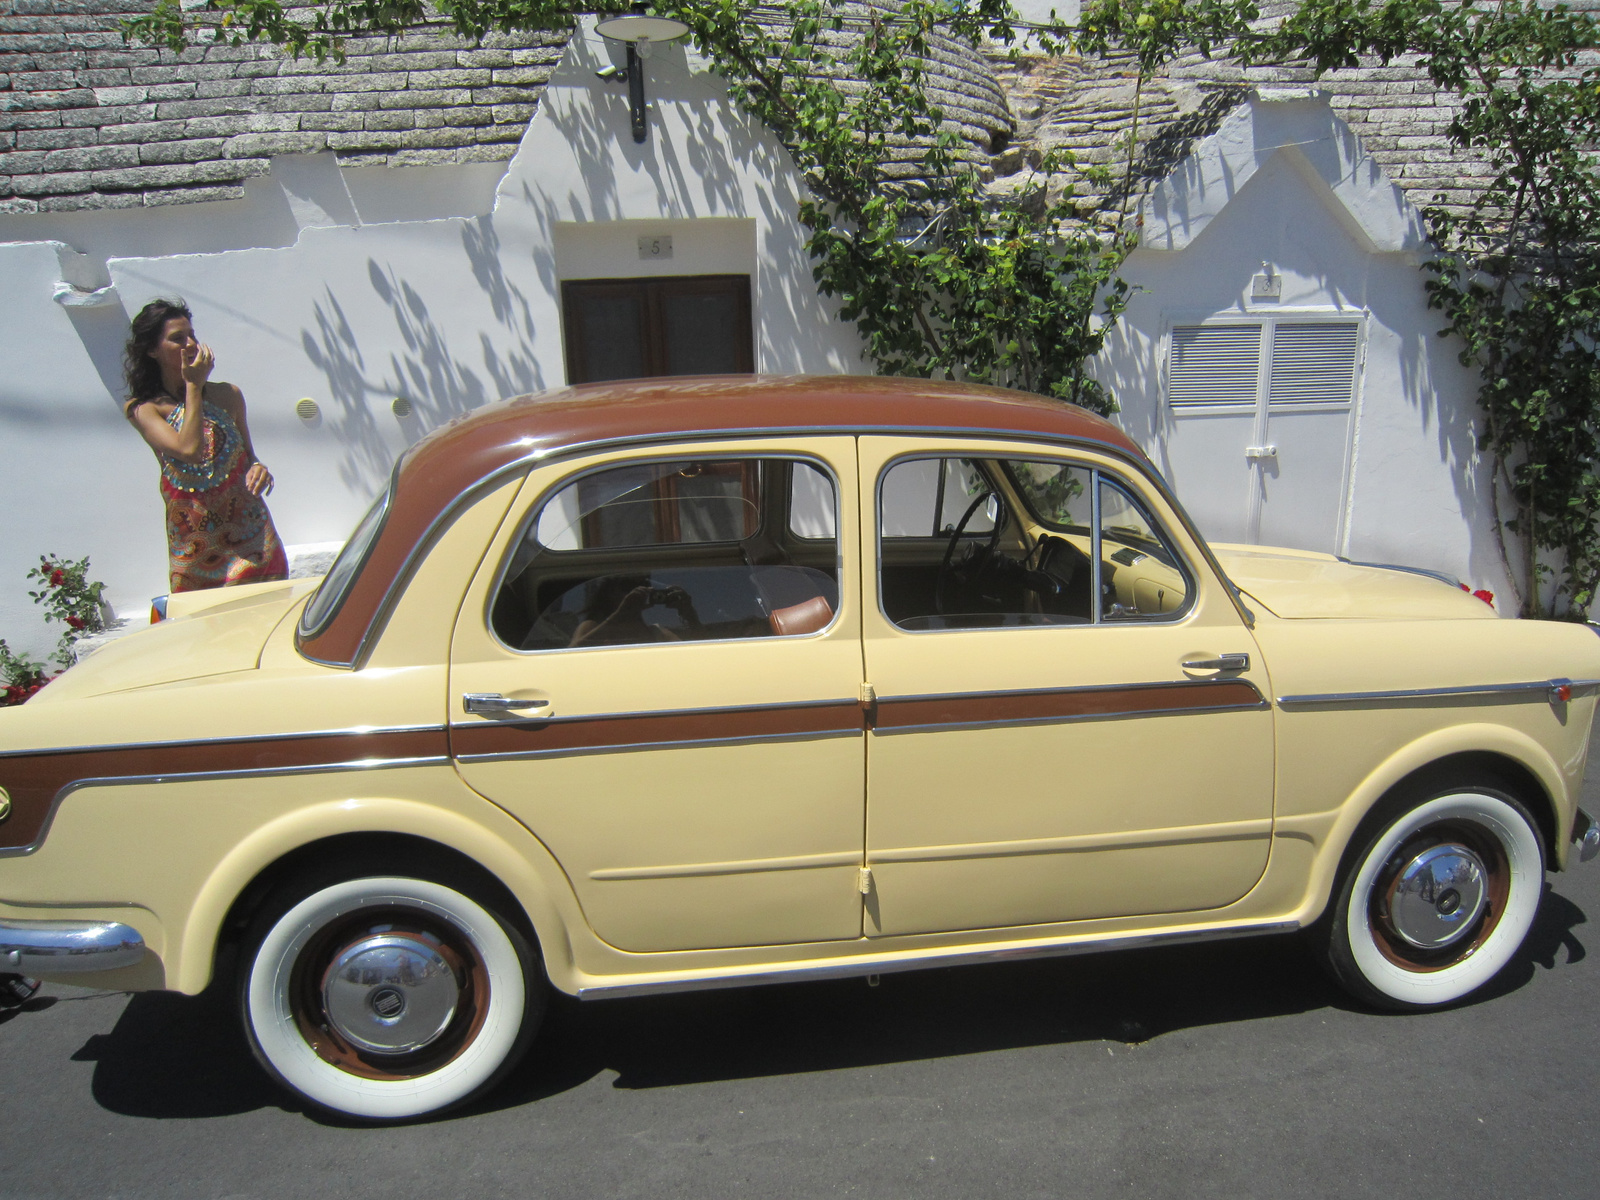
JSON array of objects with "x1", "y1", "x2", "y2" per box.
[{"x1": 158, "y1": 393, "x2": 288, "y2": 592}]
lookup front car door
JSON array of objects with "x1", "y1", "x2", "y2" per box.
[
  {"x1": 449, "y1": 437, "x2": 866, "y2": 952},
  {"x1": 859, "y1": 435, "x2": 1276, "y2": 937}
]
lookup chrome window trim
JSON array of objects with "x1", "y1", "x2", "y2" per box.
[
  {"x1": 575, "y1": 918, "x2": 1303, "y2": 1000},
  {"x1": 297, "y1": 463, "x2": 399, "y2": 642},
  {"x1": 874, "y1": 452, "x2": 1198, "y2": 635},
  {"x1": 483, "y1": 450, "x2": 847, "y2": 657},
  {"x1": 1275, "y1": 678, "x2": 1600, "y2": 708},
  {"x1": 315, "y1": 424, "x2": 1245, "y2": 669}
]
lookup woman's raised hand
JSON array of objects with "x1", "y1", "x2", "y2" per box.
[{"x1": 181, "y1": 341, "x2": 215, "y2": 386}]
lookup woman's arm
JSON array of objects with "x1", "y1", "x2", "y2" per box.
[
  {"x1": 212, "y1": 382, "x2": 274, "y2": 497},
  {"x1": 125, "y1": 343, "x2": 212, "y2": 462}
]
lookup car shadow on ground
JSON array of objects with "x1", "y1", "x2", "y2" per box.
[{"x1": 63, "y1": 884, "x2": 1588, "y2": 1123}]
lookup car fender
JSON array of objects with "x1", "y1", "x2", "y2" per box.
[
  {"x1": 175, "y1": 794, "x2": 582, "y2": 995},
  {"x1": 1291, "y1": 719, "x2": 1570, "y2": 924}
]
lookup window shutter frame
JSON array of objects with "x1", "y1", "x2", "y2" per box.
[
  {"x1": 1265, "y1": 321, "x2": 1361, "y2": 408},
  {"x1": 1166, "y1": 323, "x2": 1264, "y2": 409}
]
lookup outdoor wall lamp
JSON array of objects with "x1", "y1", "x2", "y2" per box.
[{"x1": 594, "y1": 13, "x2": 690, "y2": 143}]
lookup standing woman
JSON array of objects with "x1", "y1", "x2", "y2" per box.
[{"x1": 123, "y1": 299, "x2": 288, "y2": 592}]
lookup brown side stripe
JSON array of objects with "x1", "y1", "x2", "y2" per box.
[
  {"x1": 874, "y1": 680, "x2": 1267, "y2": 733},
  {"x1": 451, "y1": 700, "x2": 866, "y2": 761},
  {"x1": 0, "y1": 727, "x2": 448, "y2": 854}
]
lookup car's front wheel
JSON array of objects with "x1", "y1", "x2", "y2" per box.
[
  {"x1": 1324, "y1": 786, "x2": 1545, "y2": 1010},
  {"x1": 241, "y1": 872, "x2": 542, "y2": 1121}
]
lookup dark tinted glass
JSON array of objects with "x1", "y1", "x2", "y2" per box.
[
  {"x1": 662, "y1": 290, "x2": 744, "y2": 375},
  {"x1": 573, "y1": 292, "x2": 646, "y2": 382}
]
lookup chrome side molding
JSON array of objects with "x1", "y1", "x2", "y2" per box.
[{"x1": 574, "y1": 918, "x2": 1301, "y2": 1000}]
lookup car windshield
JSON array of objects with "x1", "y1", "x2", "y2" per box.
[{"x1": 299, "y1": 482, "x2": 392, "y2": 635}]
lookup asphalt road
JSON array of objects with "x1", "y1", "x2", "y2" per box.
[{"x1": 5, "y1": 745, "x2": 1600, "y2": 1200}]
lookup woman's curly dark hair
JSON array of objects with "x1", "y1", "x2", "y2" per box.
[{"x1": 122, "y1": 297, "x2": 192, "y2": 413}]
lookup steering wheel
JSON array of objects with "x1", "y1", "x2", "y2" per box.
[{"x1": 935, "y1": 490, "x2": 1005, "y2": 615}]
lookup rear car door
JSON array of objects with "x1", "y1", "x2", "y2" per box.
[{"x1": 448, "y1": 438, "x2": 867, "y2": 952}]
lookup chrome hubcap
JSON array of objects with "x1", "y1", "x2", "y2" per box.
[
  {"x1": 321, "y1": 932, "x2": 461, "y2": 1055},
  {"x1": 1385, "y1": 842, "x2": 1489, "y2": 949}
]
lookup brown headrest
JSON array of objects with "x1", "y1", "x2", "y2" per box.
[{"x1": 768, "y1": 594, "x2": 834, "y2": 637}]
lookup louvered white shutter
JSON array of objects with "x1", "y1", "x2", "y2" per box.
[
  {"x1": 1267, "y1": 322, "x2": 1360, "y2": 406},
  {"x1": 1167, "y1": 325, "x2": 1262, "y2": 408}
]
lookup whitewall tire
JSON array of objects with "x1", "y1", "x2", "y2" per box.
[
  {"x1": 1326, "y1": 789, "x2": 1545, "y2": 1010},
  {"x1": 242, "y1": 875, "x2": 540, "y2": 1121}
]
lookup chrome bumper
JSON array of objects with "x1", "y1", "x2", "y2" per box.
[
  {"x1": 1, "y1": 919, "x2": 145, "y2": 975},
  {"x1": 1575, "y1": 810, "x2": 1600, "y2": 864}
]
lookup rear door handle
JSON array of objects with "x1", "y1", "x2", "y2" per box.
[
  {"x1": 462, "y1": 693, "x2": 552, "y2": 716},
  {"x1": 1182, "y1": 653, "x2": 1250, "y2": 673}
]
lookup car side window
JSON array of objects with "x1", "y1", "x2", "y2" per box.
[
  {"x1": 1097, "y1": 477, "x2": 1189, "y2": 620},
  {"x1": 493, "y1": 458, "x2": 840, "y2": 651},
  {"x1": 877, "y1": 455, "x2": 1191, "y2": 631}
]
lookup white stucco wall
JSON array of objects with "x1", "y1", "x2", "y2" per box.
[
  {"x1": 0, "y1": 24, "x2": 863, "y2": 657},
  {"x1": 1097, "y1": 92, "x2": 1509, "y2": 601}
]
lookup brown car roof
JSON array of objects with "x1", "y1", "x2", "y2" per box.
[{"x1": 296, "y1": 374, "x2": 1148, "y2": 666}]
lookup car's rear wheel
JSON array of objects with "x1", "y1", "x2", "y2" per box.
[
  {"x1": 1324, "y1": 787, "x2": 1545, "y2": 1010},
  {"x1": 241, "y1": 873, "x2": 542, "y2": 1121}
]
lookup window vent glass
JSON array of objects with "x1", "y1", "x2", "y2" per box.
[
  {"x1": 1168, "y1": 325, "x2": 1262, "y2": 407},
  {"x1": 1268, "y1": 322, "x2": 1360, "y2": 406}
]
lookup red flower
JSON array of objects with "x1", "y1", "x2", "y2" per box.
[
  {"x1": 66, "y1": 615, "x2": 85, "y2": 629},
  {"x1": 1473, "y1": 589, "x2": 1495, "y2": 608},
  {"x1": 49, "y1": 569, "x2": 64, "y2": 586}
]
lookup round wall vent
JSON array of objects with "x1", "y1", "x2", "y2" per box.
[
  {"x1": 391, "y1": 397, "x2": 413, "y2": 418},
  {"x1": 295, "y1": 397, "x2": 320, "y2": 420}
]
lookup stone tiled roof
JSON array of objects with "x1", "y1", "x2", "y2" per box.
[
  {"x1": 0, "y1": 0, "x2": 570, "y2": 213},
  {"x1": 992, "y1": 0, "x2": 1600, "y2": 228},
  {"x1": 0, "y1": 0, "x2": 1013, "y2": 213}
]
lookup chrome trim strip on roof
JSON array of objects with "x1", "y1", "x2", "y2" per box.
[
  {"x1": 1275, "y1": 679, "x2": 1600, "y2": 708},
  {"x1": 454, "y1": 727, "x2": 862, "y2": 765},
  {"x1": 574, "y1": 918, "x2": 1303, "y2": 1000},
  {"x1": 0, "y1": 756, "x2": 450, "y2": 859},
  {"x1": 0, "y1": 722, "x2": 446, "y2": 762}
]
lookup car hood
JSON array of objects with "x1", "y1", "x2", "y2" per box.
[
  {"x1": 35, "y1": 580, "x2": 315, "y2": 703},
  {"x1": 1209, "y1": 544, "x2": 1496, "y2": 620}
]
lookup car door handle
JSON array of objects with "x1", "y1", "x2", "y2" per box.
[
  {"x1": 1182, "y1": 653, "x2": 1250, "y2": 673},
  {"x1": 462, "y1": 693, "x2": 552, "y2": 716}
]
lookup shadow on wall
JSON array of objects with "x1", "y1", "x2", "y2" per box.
[
  {"x1": 300, "y1": 216, "x2": 545, "y2": 495},
  {"x1": 61, "y1": 296, "x2": 133, "y2": 412}
]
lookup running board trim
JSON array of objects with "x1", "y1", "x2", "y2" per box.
[{"x1": 574, "y1": 918, "x2": 1303, "y2": 1000}]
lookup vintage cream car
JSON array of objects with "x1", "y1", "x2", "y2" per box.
[{"x1": 4, "y1": 375, "x2": 1600, "y2": 1121}]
